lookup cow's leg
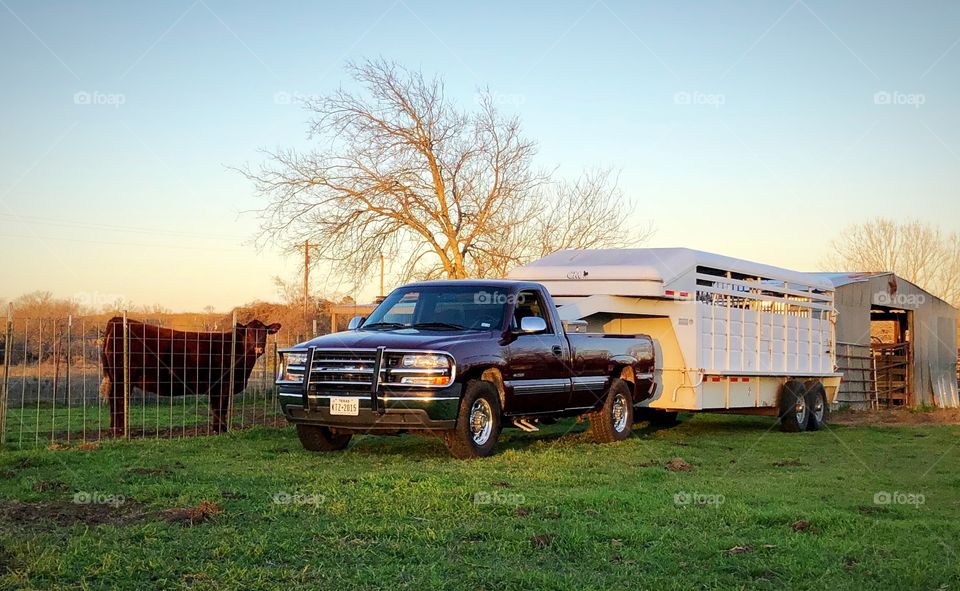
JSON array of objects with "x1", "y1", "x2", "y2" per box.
[{"x1": 210, "y1": 388, "x2": 230, "y2": 434}]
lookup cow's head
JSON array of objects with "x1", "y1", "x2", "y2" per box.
[{"x1": 237, "y1": 320, "x2": 282, "y2": 357}]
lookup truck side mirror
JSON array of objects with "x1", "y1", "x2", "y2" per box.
[
  {"x1": 347, "y1": 316, "x2": 366, "y2": 330},
  {"x1": 519, "y1": 316, "x2": 547, "y2": 334}
]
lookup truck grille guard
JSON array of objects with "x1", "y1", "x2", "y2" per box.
[{"x1": 294, "y1": 347, "x2": 456, "y2": 414}]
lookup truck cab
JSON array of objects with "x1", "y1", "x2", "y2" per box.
[{"x1": 276, "y1": 280, "x2": 655, "y2": 458}]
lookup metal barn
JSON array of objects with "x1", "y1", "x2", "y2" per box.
[{"x1": 818, "y1": 273, "x2": 959, "y2": 409}]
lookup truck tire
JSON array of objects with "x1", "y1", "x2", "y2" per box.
[
  {"x1": 778, "y1": 380, "x2": 809, "y2": 433},
  {"x1": 803, "y1": 380, "x2": 828, "y2": 431},
  {"x1": 296, "y1": 424, "x2": 352, "y2": 451},
  {"x1": 444, "y1": 380, "x2": 501, "y2": 459},
  {"x1": 590, "y1": 379, "x2": 633, "y2": 443}
]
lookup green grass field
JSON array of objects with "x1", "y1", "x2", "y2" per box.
[{"x1": 1, "y1": 414, "x2": 958, "y2": 590}]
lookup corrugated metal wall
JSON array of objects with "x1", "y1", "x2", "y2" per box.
[{"x1": 833, "y1": 275, "x2": 958, "y2": 408}]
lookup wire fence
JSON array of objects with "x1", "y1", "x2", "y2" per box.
[{"x1": 0, "y1": 310, "x2": 302, "y2": 450}]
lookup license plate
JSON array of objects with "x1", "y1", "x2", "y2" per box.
[{"x1": 330, "y1": 397, "x2": 359, "y2": 416}]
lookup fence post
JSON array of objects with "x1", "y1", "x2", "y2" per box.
[
  {"x1": 272, "y1": 336, "x2": 279, "y2": 427},
  {"x1": 122, "y1": 311, "x2": 130, "y2": 440},
  {"x1": 227, "y1": 311, "x2": 237, "y2": 431},
  {"x1": 66, "y1": 315, "x2": 72, "y2": 444},
  {"x1": 0, "y1": 304, "x2": 11, "y2": 448}
]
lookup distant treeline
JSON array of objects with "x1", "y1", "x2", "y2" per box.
[{"x1": 0, "y1": 291, "x2": 353, "y2": 366}]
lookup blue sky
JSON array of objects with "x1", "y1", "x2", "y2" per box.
[{"x1": 1, "y1": 0, "x2": 958, "y2": 310}]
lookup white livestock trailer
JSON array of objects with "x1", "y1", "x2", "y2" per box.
[{"x1": 509, "y1": 248, "x2": 843, "y2": 431}]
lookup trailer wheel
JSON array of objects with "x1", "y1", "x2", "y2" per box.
[
  {"x1": 590, "y1": 379, "x2": 633, "y2": 443},
  {"x1": 778, "y1": 380, "x2": 809, "y2": 433},
  {"x1": 803, "y1": 380, "x2": 828, "y2": 431},
  {"x1": 443, "y1": 380, "x2": 501, "y2": 459},
  {"x1": 296, "y1": 424, "x2": 352, "y2": 451}
]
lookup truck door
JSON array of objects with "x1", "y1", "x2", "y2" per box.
[{"x1": 504, "y1": 288, "x2": 572, "y2": 414}]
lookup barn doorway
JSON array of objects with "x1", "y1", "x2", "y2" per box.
[{"x1": 870, "y1": 307, "x2": 913, "y2": 407}]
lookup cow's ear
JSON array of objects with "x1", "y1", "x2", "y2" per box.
[{"x1": 267, "y1": 323, "x2": 281, "y2": 334}]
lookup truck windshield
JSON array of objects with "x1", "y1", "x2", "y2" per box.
[{"x1": 361, "y1": 285, "x2": 510, "y2": 331}]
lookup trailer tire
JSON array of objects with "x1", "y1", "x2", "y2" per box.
[
  {"x1": 803, "y1": 380, "x2": 828, "y2": 431},
  {"x1": 443, "y1": 380, "x2": 501, "y2": 459},
  {"x1": 296, "y1": 424, "x2": 352, "y2": 451},
  {"x1": 778, "y1": 380, "x2": 809, "y2": 433},
  {"x1": 590, "y1": 379, "x2": 633, "y2": 443}
]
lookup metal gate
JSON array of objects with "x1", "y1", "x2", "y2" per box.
[{"x1": 873, "y1": 341, "x2": 911, "y2": 407}]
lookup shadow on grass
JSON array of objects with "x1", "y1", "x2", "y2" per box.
[{"x1": 314, "y1": 413, "x2": 799, "y2": 460}]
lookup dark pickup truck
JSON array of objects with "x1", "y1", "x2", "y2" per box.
[{"x1": 276, "y1": 280, "x2": 655, "y2": 458}]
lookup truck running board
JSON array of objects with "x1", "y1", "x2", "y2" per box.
[{"x1": 512, "y1": 419, "x2": 539, "y2": 432}]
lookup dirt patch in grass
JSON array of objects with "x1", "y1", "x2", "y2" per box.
[
  {"x1": 665, "y1": 457, "x2": 692, "y2": 472},
  {"x1": 32, "y1": 479, "x2": 69, "y2": 493},
  {"x1": 530, "y1": 534, "x2": 552, "y2": 549},
  {"x1": 726, "y1": 544, "x2": 753, "y2": 555},
  {"x1": 159, "y1": 501, "x2": 223, "y2": 526},
  {"x1": 0, "y1": 500, "x2": 147, "y2": 529},
  {"x1": 791, "y1": 519, "x2": 811, "y2": 531},
  {"x1": 831, "y1": 408, "x2": 960, "y2": 427},
  {"x1": 774, "y1": 459, "x2": 806, "y2": 467}
]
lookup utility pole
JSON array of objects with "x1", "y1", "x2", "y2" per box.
[
  {"x1": 380, "y1": 253, "x2": 385, "y2": 298},
  {"x1": 304, "y1": 239, "x2": 310, "y2": 321},
  {"x1": 297, "y1": 239, "x2": 317, "y2": 338}
]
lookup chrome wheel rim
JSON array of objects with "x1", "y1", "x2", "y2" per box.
[
  {"x1": 812, "y1": 395, "x2": 824, "y2": 423},
  {"x1": 470, "y1": 398, "x2": 493, "y2": 446},
  {"x1": 612, "y1": 392, "x2": 629, "y2": 432},
  {"x1": 795, "y1": 398, "x2": 807, "y2": 425}
]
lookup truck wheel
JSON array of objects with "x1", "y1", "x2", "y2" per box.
[
  {"x1": 590, "y1": 379, "x2": 633, "y2": 443},
  {"x1": 296, "y1": 424, "x2": 352, "y2": 451},
  {"x1": 803, "y1": 380, "x2": 828, "y2": 431},
  {"x1": 444, "y1": 380, "x2": 501, "y2": 459},
  {"x1": 778, "y1": 380, "x2": 809, "y2": 433}
]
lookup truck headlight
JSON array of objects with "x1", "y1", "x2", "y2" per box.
[
  {"x1": 279, "y1": 352, "x2": 308, "y2": 383},
  {"x1": 400, "y1": 354, "x2": 450, "y2": 369}
]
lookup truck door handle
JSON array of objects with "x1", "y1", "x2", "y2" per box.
[{"x1": 552, "y1": 345, "x2": 562, "y2": 356}]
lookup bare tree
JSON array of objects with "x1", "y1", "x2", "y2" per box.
[
  {"x1": 825, "y1": 218, "x2": 960, "y2": 306},
  {"x1": 240, "y1": 59, "x2": 648, "y2": 287}
]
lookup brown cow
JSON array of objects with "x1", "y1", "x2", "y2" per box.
[{"x1": 99, "y1": 317, "x2": 281, "y2": 435}]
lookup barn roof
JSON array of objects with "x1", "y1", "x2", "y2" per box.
[
  {"x1": 810, "y1": 272, "x2": 894, "y2": 288},
  {"x1": 812, "y1": 272, "x2": 957, "y2": 310}
]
